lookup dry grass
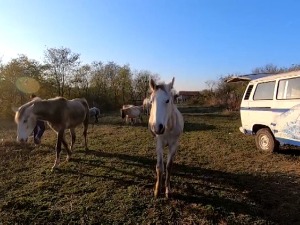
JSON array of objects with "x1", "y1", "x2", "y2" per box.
[{"x1": 1, "y1": 107, "x2": 300, "y2": 224}]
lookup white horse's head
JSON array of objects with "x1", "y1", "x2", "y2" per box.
[
  {"x1": 14, "y1": 100, "x2": 39, "y2": 142},
  {"x1": 149, "y1": 77, "x2": 175, "y2": 135}
]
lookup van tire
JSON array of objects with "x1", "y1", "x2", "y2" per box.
[{"x1": 255, "y1": 128, "x2": 278, "y2": 152}]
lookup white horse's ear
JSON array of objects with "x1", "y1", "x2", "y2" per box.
[
  {"x1": 150, "y1": 78, "x2": 156, "y2": 91},
  {"x1": 11, "y1": 106, "x2": 19, "y2": 113},
  {"x1": 169, "y1": 77, "x2": 175, "y2": 90}
]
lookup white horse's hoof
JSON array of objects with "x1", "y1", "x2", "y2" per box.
[
  {"x1": 51, "y1": 160, "x2": 60, "y2": 171},
  {"x1": 165, "y1": 188, "x2": 172, "y2": 198},
  {"x1": 165, "y1": 192, "x2": 171, "y2": 199}
]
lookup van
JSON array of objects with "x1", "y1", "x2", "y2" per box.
[{"x1": 231, "y1": 70, "x2": 300, "y2": 152}]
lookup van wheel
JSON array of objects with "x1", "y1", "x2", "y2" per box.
[{"x1": 255, "y1": 128, "x2": 278, "y2": 152}]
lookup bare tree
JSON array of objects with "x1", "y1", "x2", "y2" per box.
[
  {"x1": 117, "y1": 64, "x2": 133, "y2": 104},
  {"x1": 205, "y1": 80, "x2": 216, "y2": 92},
  {"x1": 71, "y1": 64, "x2": 91, "y2": 97},
  {"x1": 252, "y1": 63, "x2": 283, "y2": 74},
  {"x1": 44, "y1": 47, "x2": 80, "y2": 96}
]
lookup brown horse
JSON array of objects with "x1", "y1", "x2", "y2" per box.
[{"x1": 15, "y1": 96, "x2": 89, "y2": 170}]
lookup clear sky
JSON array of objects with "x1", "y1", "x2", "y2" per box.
[{"x1": 1, "y1": 0, "x2": 300, "y2": 91}]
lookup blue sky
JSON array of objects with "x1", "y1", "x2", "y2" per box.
[{"x1": 1, "y1": 0, "x2": 300, "y2": 91}]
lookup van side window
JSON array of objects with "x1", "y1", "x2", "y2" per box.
[
  {"x1": 277, "y1": 77, "x2": 300, "y2": 99},
  {"x1": 244, "y1": 85, "x2": 253, "y2": 100},
  {"x1": 253, "y1": 81, "x2": 275, "y2": 100}
]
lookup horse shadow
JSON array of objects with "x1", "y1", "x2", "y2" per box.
[
  {"x1": 95, "y1": 118, "x2": 149, "y2": 128},
  {"x1": 63, "y1": 150, "x2": 300, "y2": 225},
  {"x1": 183, "y1": 112, "x2": 239, "y2": 119}
]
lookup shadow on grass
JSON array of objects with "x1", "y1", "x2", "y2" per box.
[
  {"x1": 81, "y1": 150, "x2": 154, "y2": 169},
  {"x1": 67, "y1": 150, "x2": 300, "y2": 225},
  {"x1": 276, "y1": 149, "x2": 300, "y2": 156},
  {"x1": 178, "y1": 106, "x2": 223, "y2": 114},
  {"x1": 184, "y1": 122, "x2": 216, "y2": 132},
  {"x1": 93, "y1": 119, "x2": 149, "y2": 128},
  {"x1": 183, "y1": 112, "x2": 240, "y2": 120}
]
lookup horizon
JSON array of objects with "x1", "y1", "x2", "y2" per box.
[{"x1": 1, "y1": 0, "x2": 300, "y2": 91}]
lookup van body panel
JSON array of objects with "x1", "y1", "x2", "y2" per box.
[
  {"x1": 239, "y1": 70, "x2": 300, "y2": 147},
  {"x1": 271, "y1": 104, "x2": 300, "y2": 143}
]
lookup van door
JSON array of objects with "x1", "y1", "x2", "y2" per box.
[
  {"x1": 247, "y1": 81, "x2": 276, "y2": 133},
  {"x1": 272, "y1": 77, "x2": 300, "y2": 145}
]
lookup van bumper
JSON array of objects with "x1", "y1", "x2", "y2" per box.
[{"x1": 239, "y1": 127, "x2": 252, "y2": 135}]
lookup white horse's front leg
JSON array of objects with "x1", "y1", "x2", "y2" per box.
[
  {"x1": 165, "y1": 140, "x2": 178, "y2": 198},
  {"x1": 154, "y1": 137, "x2": 164, "y2": 198}
]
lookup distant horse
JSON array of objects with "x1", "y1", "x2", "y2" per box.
[
  {"x1": 122, "y1": 104, "x2": 134, "y2": 109},
  {"x1": 176, "y1": 95, "x2": 183, "y2": 104},
  {"x1": 143, "y1": 97, "x2": 151, "y2": 115},
  {"x1": 14, "y1": 96, "x2": 89, "y2": 170},
  {"x1": 148, "y1": 77, "x2": 184, "y2": 198},
  {"x1": 121, "y1": 105, "x2": 134, "y2": 123},
  {"x1": 89, "y1": 107, "x2": 101, "y2": 124},
  {"x1": 121, "y1": 105, "x2": 143, "y2": 124}
]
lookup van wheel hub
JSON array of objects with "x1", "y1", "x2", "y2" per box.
[{"x1": 260, "y1": 135, "x2": 270, "y2": 150}]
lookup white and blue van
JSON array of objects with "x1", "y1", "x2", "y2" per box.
[{"x1": 232, "y1": 70, "x2": 300, "y2": 152}]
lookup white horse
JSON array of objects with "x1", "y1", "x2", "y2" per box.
[
  {"x1": 176, "y1": 95, "x2": 183, "y2": 104},
  {"x1": 143, "y1": 97, "x2": 151, "y2": 115},
  {"x1": 148, "y1": 77, "x2": 184, "y2": 198}
]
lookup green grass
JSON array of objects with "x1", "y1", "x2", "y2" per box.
[{"x1": 1, "y1": 108, "x2": 300, "y2": 224}]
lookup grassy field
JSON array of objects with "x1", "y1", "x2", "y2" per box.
[{"x1": 1, "y1": 107, "x2": 300, "y2": 224}]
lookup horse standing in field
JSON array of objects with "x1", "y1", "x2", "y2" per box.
[
  {"x1": 89, "y1": 107, "x2": 101, "y2": 124},
  {"x1": 143, "y1": 97, "x2": 151, "y2": 115},
  {"x1": 14, "y1": 96, "x2": 90, "y2": 170},
  {"x1": 176, "y1": 95, "x2": 183, "y2": 104},
  {"x1": 148, "y1": 77, "x2": 184, "y2": 198},
  {"x1": 120, "y1": 105, "x2": 143, "y2": 124}
]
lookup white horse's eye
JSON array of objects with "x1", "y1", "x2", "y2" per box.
[
  {"x1": 166, "y1": 99, "x2": 169, "y2": 103},
  {"x1": 23, "y1": 119, "x2": 27, "y2": 123}
]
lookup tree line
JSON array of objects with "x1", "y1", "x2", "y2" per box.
[
  {"x1": 1, "y1": 46, "x2": 299, "y2": 119},
  {"x1": 193, "y1": 63, "x2": 300, "y2": 111},
  {"x1": 0, "y1": 47, "x2": 160, "y2": 119}
]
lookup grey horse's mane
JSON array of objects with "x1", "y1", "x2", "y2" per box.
[{"x1": 15, "y1": 97, "x2": 42, "y2": 122}]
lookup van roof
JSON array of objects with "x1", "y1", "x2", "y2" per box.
[
  {"x1": 225, "y1": 73, "x2": 273, "y2": 82},
  {"x1": 250, "y1": 70, "x2": 300, "y2": 83}
]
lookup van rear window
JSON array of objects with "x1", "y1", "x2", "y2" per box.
[
  {"x1": 244, "y1": 85, "x2": 253, "y2": 100},
  {"x1": 253, "y1": 81, "x2": 275, "y2": 100},
  {"x1": 277, "y1": 77, "x2": 300, "y2": 99}
]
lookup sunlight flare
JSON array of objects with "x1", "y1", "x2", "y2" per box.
[{"x1": 15, "y1": 77, "x2": 40, "y2": 94}]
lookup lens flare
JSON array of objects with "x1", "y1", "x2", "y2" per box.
[{"x1": 16, "y1": 77, "x2": 40, "y2": 94}]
